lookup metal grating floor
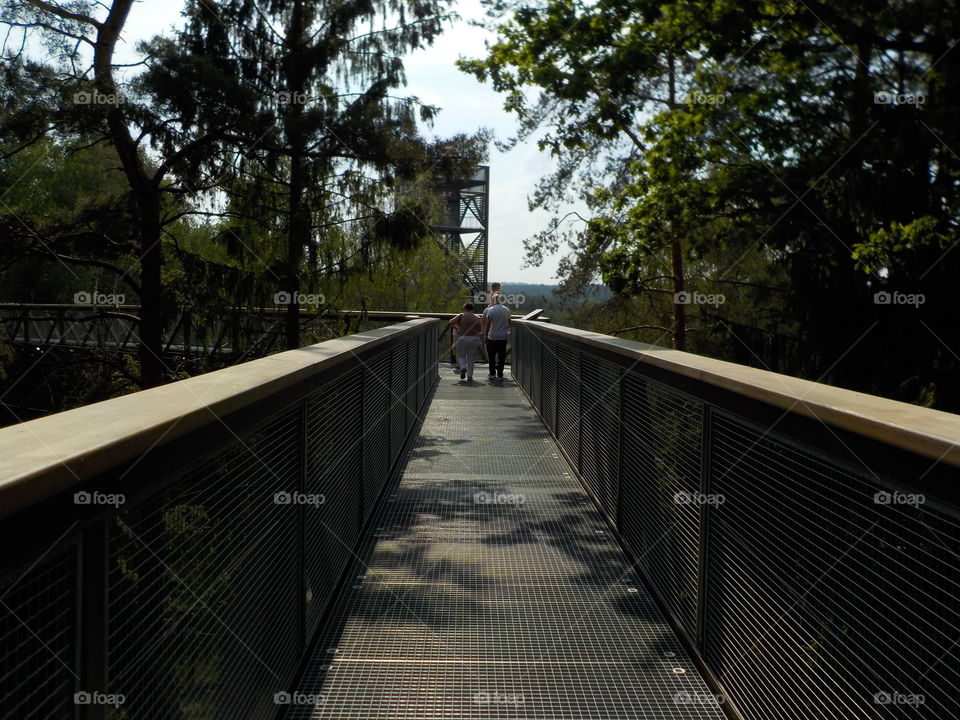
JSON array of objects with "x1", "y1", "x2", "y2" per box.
[{"x1": 284, "y1": 368, "x2": 724, "y2": 719}]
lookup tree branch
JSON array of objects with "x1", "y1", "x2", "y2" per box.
[
  {"x1": 23, "y1": 0, "x2": 102, "y2": 29},
  {"x1": 28, "y1": 248, "x2": 141, "y2": 295}
]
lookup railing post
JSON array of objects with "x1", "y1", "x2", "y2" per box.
[
  {"x1": 695, "y1": 405, "x2": 713, "y2": 652},
  {"x1": 79, "y1": 518, "x2": 109, "y2": 720}
]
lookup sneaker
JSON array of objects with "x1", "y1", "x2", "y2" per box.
[
  {"x1": 467, "y1": 376, "x2": 473, "y2": 382},
  {"x1": 460, "y1": 369, "x2": 466, "y2": 379}
]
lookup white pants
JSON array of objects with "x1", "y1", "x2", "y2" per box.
[{"x1": 456, "y1": 335, "x2": 482, "y2": 377}]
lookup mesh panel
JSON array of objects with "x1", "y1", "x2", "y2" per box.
[
  {"x1": 417, "y1": 331, "x2": 426, "y2": 407},
  {"x1": 620, "y1": 374, "x2": 704, "y2": 643},
  {"x1": 422, "y1": 325, "x2": 434, "y2": 396},
  {"x1": 108, "y1": 410, "x2": 301, "y2": 720},
  {"x1": 427, "y1": 323, "x2": 438, "y2": 385},
  {"x1": 363, "y1": 351, "x2": 393, "y2": 519},
  {"x1": 305, "y1": 371, "x2": 364, "y2": 637},
  {"x1": 514, "y1": 325, "x2": 525, "y2": 387},
  {"x1": 405, "y1": 338, "x2": 418, "y2": 434},
  {"x1": 529, "y1": 330, "x2": 542, "y2": 409},
  {"x1": 0, "y1": 543, "x2": 78, "y2": 720},
  {"x1": 555, "y1": 344, "x2": 581, "y2": 465},
  {"x1": 525, "y1": 326, "x2": 532, "y2": 386},
  {"x1": 579, "y1": 357, "x2": 622, "y2": 521},
  {"x1": 706, "y1": 412, "x2": 960, "y2": 720},
  {"x1": 540, "y1": 337, "x2": 558, "y2": 432},
  {"x1": 429, "y1": 324, "x2": 439, "y2": 390},
  {"x1": 391, "y1": 343, "x2": 408, "y2": 467}
]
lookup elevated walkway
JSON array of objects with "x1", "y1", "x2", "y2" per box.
[
  {"x1": 2, "y1": 316, "x2": 959, "y2": 720},
  {"x1": 287, "y1": 372, "x2": 722, "y2": 719}
]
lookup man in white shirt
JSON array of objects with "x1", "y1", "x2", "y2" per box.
[
  {"x1": 486, "y1": 282, "x2": 502, "y2": 308},
  {"x1": 481, "y1": 294, "x2": 511, "y2": 380}
]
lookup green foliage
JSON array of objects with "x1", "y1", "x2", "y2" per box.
[
  {"x1": 465, "y1": 0, "x2": 960, "y2": 409},
  {"x1": 149, "y1": 0, "x2": 490, "y2": 350},
  {"x1": 853, "y1": 216, "x2": 950, "y2": 275},
  {"x1": 0, "y1": 0, "x2": 490, "y2": 416},
  {"x1": 1, "y1": 137, "x2": 137, "y2": 298},
  {"x1": 328, "y1": 232, "x2": 465, "y2": 312}
]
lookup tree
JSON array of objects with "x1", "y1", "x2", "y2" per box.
[
  {"x1": 463, "y1": 0, "x2": 960, "y2": 408},
  {"x1": 460, "y1": 0, "x2": 713, "y2": 348},
  {"x1": 1, "y1": 0, "x2": 256, "y2": 386},
  {"x1": 172, "y1": 0, "x2": 487, "y2": 349}
]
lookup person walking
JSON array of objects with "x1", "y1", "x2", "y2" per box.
[
  {"x1": 482, "y1": 294, "x2": 511, "y2": 380},
  {"x1": 448, "y1": 302, "x2": 483, "y2": 382}
]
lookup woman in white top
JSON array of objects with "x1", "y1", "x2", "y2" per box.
[{"x1": 448, "y1": 302, "x2": 483, "y2": 382}]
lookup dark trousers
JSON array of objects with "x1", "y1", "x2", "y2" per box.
[{"x1": 487, "y1": 339, "x2": 507, "y2": 376}]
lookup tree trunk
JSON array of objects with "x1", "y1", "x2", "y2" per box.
[
  {"x1": 90, "y1": 0, "x2": 166, "y2": 386},
  {"x1": 284, "y1": 0, "x2": 309, "y2": 350},
  {"x1": 138, "y1": 211, "x2": 165, "y2": 387},
  {"x1": 672, "y1": 236, "x2": 686, "y2": 351},
  {"x1": 286, "y1": 151, "x2": 306, "y2": 350}
]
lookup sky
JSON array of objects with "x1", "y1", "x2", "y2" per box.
[{"x1": 114, "y1": 0, "x2": 584, "y2": 285}]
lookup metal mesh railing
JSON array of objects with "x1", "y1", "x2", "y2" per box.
[
  {"x1": 108, "y1": 410, "x2": 302, "y2": 720},
  {"x1": 305, "y1": 369, "x2": 364, "y2": 636},
  {"x1": 555, "y1": 343, "x2": 581, "y2": 467},
  {"x1": 621, "y1": 375, "x2": 704, "y2": 643},
  {"x1": 580, "y1": 356, "x2": 622, "y2": 520},
  {"x1": 514, "y1": 321, "x2": 960, "y2": 720},
  {"x1": 540, "y1": 336, "x2": 558, "y2": 433},
  {"x1": 392, "y1": 342, "x2": 411, "y2": 460},
  {"x1": 0, "y1": 543, "x2": 77, "y2": 720},
  {"x1": 0, "y1": 318, "x2": 438, "y2": 720},
  {"x1": 364, "y1": 349, "x2": 394, "y2": 518},
  {"x1": 706, "y1": 412, "x2": 960, "y2": 720}
]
